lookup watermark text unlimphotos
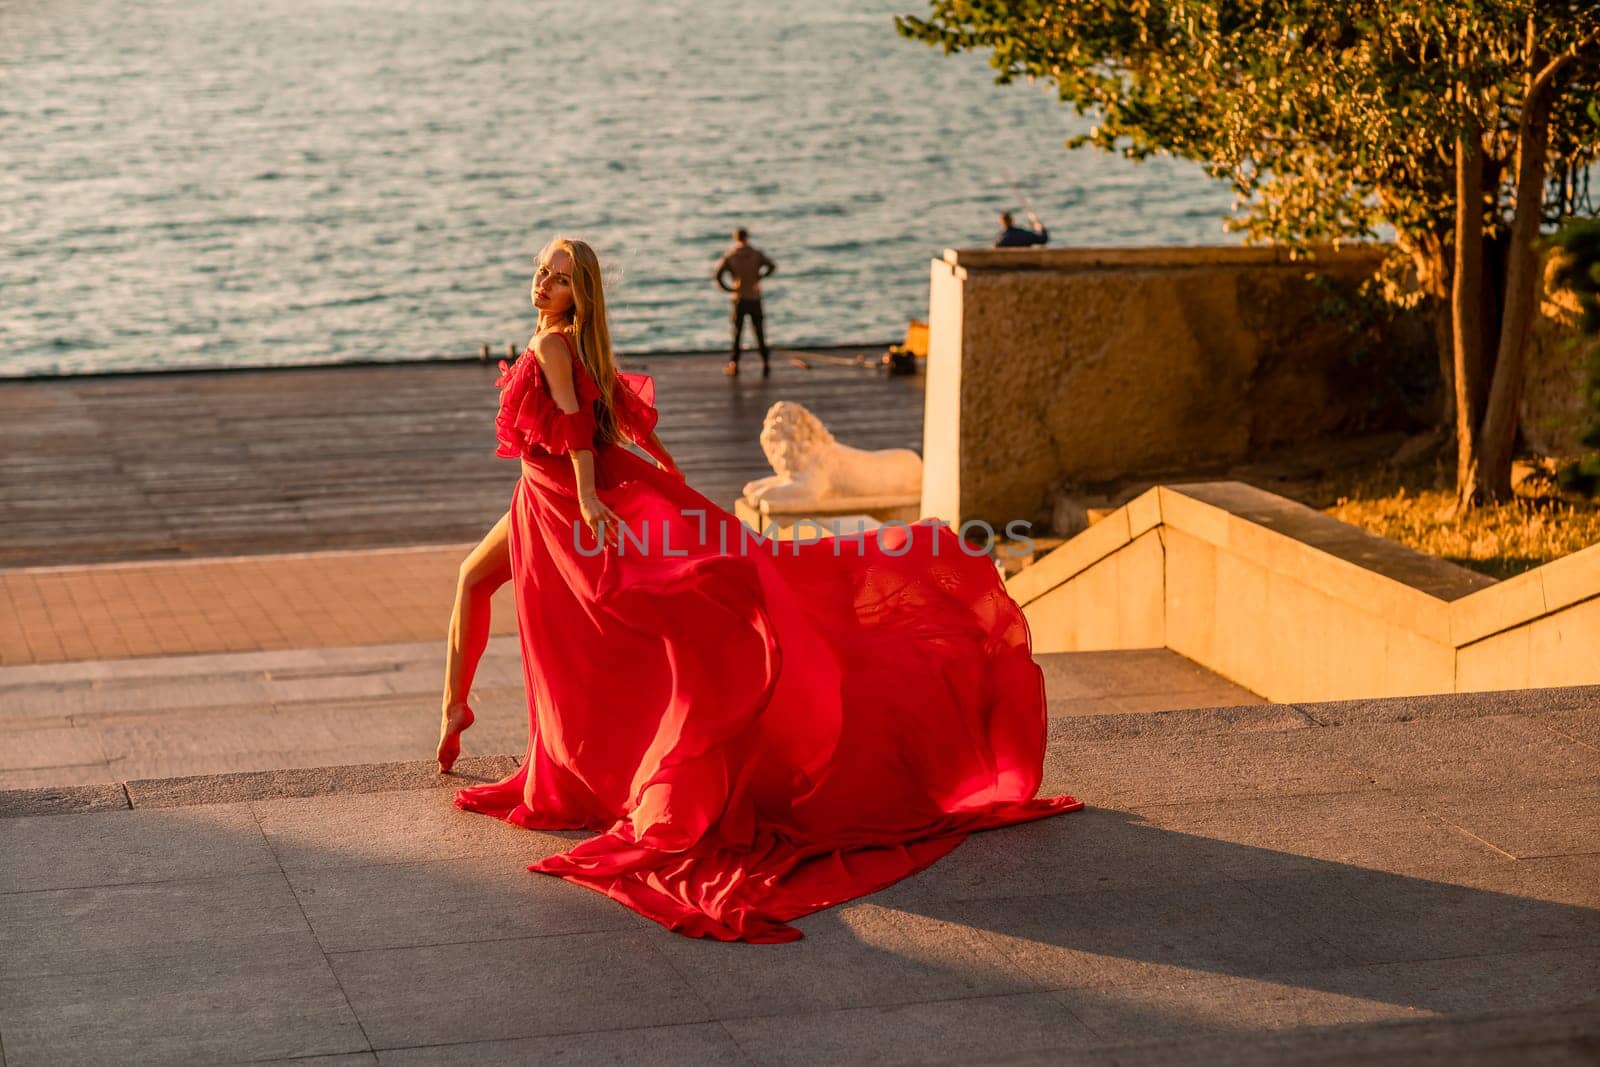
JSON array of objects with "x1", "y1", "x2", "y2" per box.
[{"x1": 572, "y1": 509, "x2": 1034, "y2": 559}]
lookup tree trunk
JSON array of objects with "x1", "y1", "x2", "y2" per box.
[
  {"x1": 1452, "y1": 125, "x2": 1489, "y2": 512},
  {"x1": 1478, "y1": 86, "x2": 1554, "y2": 499},
  {"x1": 1410, "y1": 233, "x2": 1457, "y2": 429},
  {"x1": 1430, "y1": 296, "x2": 1457, "y2": 428}
]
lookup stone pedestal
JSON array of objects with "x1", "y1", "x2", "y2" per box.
[{"x1": 733, "y1": 497, "x2": 918, "y2": 540}]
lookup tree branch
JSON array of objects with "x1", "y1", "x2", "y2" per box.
[{"x1": 1528, "y1": 26, "x2": 1600, "y2": 103}]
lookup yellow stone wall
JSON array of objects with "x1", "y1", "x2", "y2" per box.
[{"x1": 1011, "y1": 482, "x2": 1600, "y2": 701}]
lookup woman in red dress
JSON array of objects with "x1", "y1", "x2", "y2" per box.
[{"x1": 435, "y1": 236, "x2": 1081, "y2": 943}]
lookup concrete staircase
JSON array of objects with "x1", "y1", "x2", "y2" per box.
[{"x1": 1, "y1": 640, "x2": 1260, "y2": 791}]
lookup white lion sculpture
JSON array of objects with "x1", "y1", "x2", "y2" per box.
[{"x1": 741, "y1": 401, "x2": 922, "y2": 508}]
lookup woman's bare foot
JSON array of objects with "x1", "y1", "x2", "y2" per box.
[{"x1": 437, "y1": 701, "x2": 476, "y2": 773}]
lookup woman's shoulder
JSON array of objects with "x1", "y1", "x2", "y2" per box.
[
  {"x1": 497, "y1": 331, "x2": 577, "y2": 395},
  {"x1": 534, "y1": 329, "x2": 606, "y2": 406},
  {"x1": 530, "y1": 329, "x2": 578, "y2": 367}
]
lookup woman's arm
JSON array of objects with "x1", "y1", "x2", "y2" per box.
[
  {"x1": 640, "y1": 429, "x2": 683, "y2": 478},
  {"x1": 569, "y1": 446, "x2": 620, "y2": 547},
  {"x1": 533, "y1": 333, "x2": 621, "y2": 546},
  {"x1": 533, "y1": 331, "x2": 581, "y2": 413},
  {"x1": 532, "y1": 335, "x2": 586, "y2": 474}
]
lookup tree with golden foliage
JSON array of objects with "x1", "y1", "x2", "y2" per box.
[{"x1": 899, "y1": 1, "x2": 1600, "y2": 509}]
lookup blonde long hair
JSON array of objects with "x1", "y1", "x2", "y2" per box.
[{"x1": 541, "y1": 235, "x2": 624, "y2": 446}]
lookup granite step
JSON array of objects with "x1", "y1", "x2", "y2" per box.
[{"x1": 0, "y1": 642, "x2": 1262, "y2": 790}]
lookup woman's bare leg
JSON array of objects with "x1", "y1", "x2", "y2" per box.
[{"x1": 437, "y1": 511, "x2": 512, "y2": 772}]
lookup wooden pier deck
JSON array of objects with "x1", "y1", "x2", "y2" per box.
[{"x1": 0, "y1": 347, "x2": 925, "y2": 569}]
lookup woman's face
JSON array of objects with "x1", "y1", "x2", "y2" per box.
[{"x1": 532, "y1": 247, "x2": 576, "y2": 318}]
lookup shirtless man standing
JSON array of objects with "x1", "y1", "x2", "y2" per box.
[{"x1": 713, "y1": 228, "x2": 777, "y2": 377}]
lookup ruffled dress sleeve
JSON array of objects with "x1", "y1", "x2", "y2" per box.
[
  {"x1": 611, "y1": 371, "x2": 660, "y2": 445},
  {"x1": 493, "y1": 350, "x2": 602, "y2": 459}
]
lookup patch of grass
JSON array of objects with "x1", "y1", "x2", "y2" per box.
[
  {"x1": 1327, "y1": 488, "x2": 1600, "y2": 579},
  {"x1": 1307, "y1": 447, "x2": 1600, "y2": 580}
]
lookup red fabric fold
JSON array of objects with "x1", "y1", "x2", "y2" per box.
[
  {"x1": 612, "y1": 370, "x2": 660, "y2": 443},
  {"x1": 456, "y1": 422, "x2": 1083, "y2": 941},
  {"x1": 493, "y1": 348, "x2": 604, "y2": 458},
  {"x1": 493, "y1": 344, "x2": 663, "y2": 461}
]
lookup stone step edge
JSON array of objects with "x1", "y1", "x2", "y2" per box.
[
  {"x1": 1047, "y1": 683, "x2": 1600, "y2": 743},
  {"x1": 0, "y1": 755, "x2": 522, "y2": 820},
  {"x1": 4, "y1": 683, "x2": 1593, "y2": 821},
  {"x1": 1, "y1": 539, "x2": 483, "y2": 578}
]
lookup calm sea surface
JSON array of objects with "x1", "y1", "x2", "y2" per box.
[{"x1": 0, "y1": 0, "x2": 1234, "y2": 377}]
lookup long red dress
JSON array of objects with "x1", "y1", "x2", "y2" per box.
[{"x1": 454, "y1": 334, "x2": 1082, "y2": 943}]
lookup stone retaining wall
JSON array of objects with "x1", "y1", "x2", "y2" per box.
[{"x1": 921, "y1": 246, "x2": 1435, "y2": 529}]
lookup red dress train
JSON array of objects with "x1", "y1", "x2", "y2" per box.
[{"x1": 454, "y1": 336, "x2": 1082, "y2": 942}]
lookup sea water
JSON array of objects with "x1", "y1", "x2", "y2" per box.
[{"x1": 0, "y1": 0, "x2": 1234, "y2": 376}]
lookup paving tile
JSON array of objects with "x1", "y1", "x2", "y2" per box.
[
  {"x1": 0, "y1": 950, "x2": 367, "y2": 1067},
  {"x1": 1035, "y1": 650, "x2": 1262, "y2": 708},
  {"x1": 1541, "y1": 710, "x2": 1600, "y2": 750},
  {"x1": 0, "y1": 702, "x2": 75, "y2": 729},
  {"x1": 4, "y1": 547, "x2": 517, "y2": 666},
  {"x1": 720, "y1": 992, "x2": 1095, "y2": 1066},
  {"x1": 1421, "y1": 786, "x2": 1600, "y2": 859},
  {"x1": 254, "y1": 788, "x2": 568, "y2": 871},
  {"x1": 469, "y1": 660, "x2": 530, "y2": 690},
  {"x1": 1239, "y1": 856, "x2": 1600, "y2": 965},
  {"x1": 85, "y1": 675, "x2": 275, "y2": 715},
  {"x1": 1302, "y1": 946, "x2": 1600, "y2": 1020},
  {"x1": 0, "y1": 803, "x2": 276, "y2": 893},
  {"x1": 1053, "y1": 968, "x2": 1429, "y2": 1047},
  {"x1": 0, "y1": 872, "x2": 316, "y2": 979},
  {"x1": 0, "y1": 677, "x2": 262, "y2": 721},
  {"x1": 1063, "y1": 650, "x2": 1261, "y2": 701},
  {"x1": 867, "y1": 807, "x2": 1231, "y2": 906},
  {"x1": 934, "y1": 880, "x2": 1353, "y2": 992},
  {"x1": 262, "y1": 671, "x2": 409, "y2": 704},
  {"x1": 93, "y1": 711, "x2": 358, "y2": 772},
  {"x1": 0, "y1": 764, "x2": 117, "y2": 790},
  {"x1": 337, "y1": 660, "x2": 454, "y2": 698},
  {"x1": 115, "y1": 748, "x2": 397, "y2": 783},
  {"x1": 329, "y1": 931, "x2": 709, "y2": 1049},
  {"x1": 1087, "y1": 1002, "x2": 1600, "y2": 1067},
  {"x1": 1329, "y1": 716, "x2": 1600, "y2": 792},
  {"x1": 1108, "y1": 690, "x2": 1266, "y2": 714},
  {"x1": 125, "y1": 756, "x2": 520, "y2": 808},
  {"x1": 1035, "y1": 656, "x2": 1104, "y2": 702},
  {"x1": 1045, "y1": 704, "x2": 1309, "y2": 743},
  {"x1": 288, "y1": 853, "x2": 642, "y2": 952},
  {"x1": 0, "y1": 646, "x2": 306, "y2": 686},
  {"x1": 1298, "y1": 686, "x2": 1600, "y2": 727},
  {"x1": 93, "y1": 704, "x2": 523, "y2": 781},
  {"x1": 0, "y1": 782, "x2": 127, "y2": 817},
  {"x1": 1043, "y1": 728, "x2": 1373, "y2": 808},
  {"x1": 242, "y1": 1056, "x2": 379, "y2": 1066},
  {"x1": 1053, "y1": 949, "x2": 1600, "y2": 1057},
  {"x1": 653, "y1": 901, "x2": 1036, "y2": 1019},
  {"x1": 1045, "y1": 696, "x2": 1128, "y2": 719},
  {"x1": 373, "y1": 1023, "x2": 748, "y2": 1066},
  {"x1": 1129, "y1": 791, "x2": 1512, "y2": 880}
]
